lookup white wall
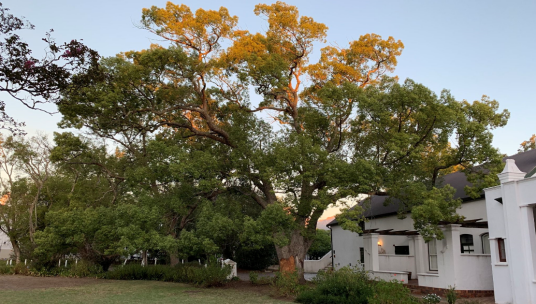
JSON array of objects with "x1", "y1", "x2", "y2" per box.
[
  {"x1": 457, "y1": 254, "x2": 494, "y2": 290},
  {"x1": 0, "y1": 230, "x2": 13, "y2": 260},
  {"x1": 459, "y1": 200, "x2": 488, "y2": 221},
  {"x1": 369, "y1": 270, "x2": 408, "y2": 283},
  {"x1": 331, "y1": 225, "x2": 362, "y2": 270},
  {"x1": 304, "y1": 251, "x2": 332, "y2": 273},
  {"x1": 378, "y1": 255, "x2": 416, "y2": 276},
  {"x1": 368, "y1": 216, "x2": 414, "y2": 255}
]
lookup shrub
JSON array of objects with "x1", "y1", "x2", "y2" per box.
[
  {"x1": 249, "y1": 271, "x2": 259, "y2": 284},
  {"x1": 68, "y1": 260, "x2": 102, "y2": 278},
  {"x1": 0, "y1": 265, "x2": 12, "y2": 274},
  {"x1": 296, "y1": 267, "x2": 373, "y2": 304},
  {"x1": 273, "y1": 271, "x2": 302, "y2": 297},
  {"x1": 296, "y1": 267, "x2": 419, "y2": 304},
  {"x1": 423, "y1": 293, "x2": 441, "y2": 304},
  {"x1": 103, "y1": 263, "x2": 231, "y2": 287},
  {"x1": 368, "y1": 280, "x2": 420, "y2": 304},
  {"x1": 12, "y1": 263, "x2": 29, "y2": 275},
  {"x1": 446, "y1": 285, "x2": 457, "y2": 304}
]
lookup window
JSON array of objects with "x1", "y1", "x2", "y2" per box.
[
  {"x1": 395, "y1": 245, "x2": 410, "y2": 255},
  {"x1": 359, "y1": 247, "x2": 364, "y2": 264},
  {"x1": 460, "y1": 234, "x2": 474, "y2": 253},
  {"x1": 428, "y1": 239, "x2": 438, "y2": 271},
  {"x1": 498, "y1": 238, "x2": 507, "y2": 262},
  {"x1": 481, "y1": 233, "x2": 490, "y2": 254}
]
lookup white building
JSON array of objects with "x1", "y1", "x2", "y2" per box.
[
  {"x1": 484, "y1": 158, "x2": 536, "y2": 304},
  {"x1": 328, "y1": 149, "x2": 536, "y2": 297},
  {"x1": 0, "y1": 230, "x2": 13, "y2": 260}
]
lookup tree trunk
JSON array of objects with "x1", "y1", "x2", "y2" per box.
[
  {"x1": 274, "y1": 229, "x2": 313, "y2": 283},
  {"x1": 142, "y1": 250, "x2": 148, "y2": 267},
  {"x1": 169, "y1": 253, "x2": 180, "y2": 266},
  {"x1": 11, "y1": 240, "x2": 21, "y2": 264}
]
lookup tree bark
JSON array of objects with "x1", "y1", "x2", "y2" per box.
[
  {"x1": 11, "y1": 239, "x2": 21, "y2": 264},
  {"x1": 142, "y1": 250, "x2": 148, "y2": 267},
  {"x1": 274, "y1": 229, "x2": 313, "y2": 283},
  {"x1": 169, "y1": 253, "x2": 180, "y2": 266}
]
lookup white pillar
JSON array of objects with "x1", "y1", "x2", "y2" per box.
[
  {"x1": 498, "y1": 160, "x2": 533, "y2": 303},
  {"x1": 363, "y1": 233, "x2": 379, "y2": 271},
  {"x1": 438, "y1": 224, "x2": 462, "y2": 289},
  {"x1": 408, "y1": 235, "x2": 425, "y2": 279}
]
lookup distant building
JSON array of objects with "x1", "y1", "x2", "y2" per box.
[{"x1": 0, "y1": 230, "x2": 13, "y2": 260}]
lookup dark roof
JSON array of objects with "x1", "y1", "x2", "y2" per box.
[{"x1": 327, "y1": 148, "x2": 536, "y2": 227}]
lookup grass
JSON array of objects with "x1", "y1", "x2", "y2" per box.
[{"x1": 0, "y1": 280, "x2": 290, "y2": 304}]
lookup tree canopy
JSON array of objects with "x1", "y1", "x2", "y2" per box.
[
  {"x1": 53, "y1": 2, "x2": 509, "y2": 280},
  {"x1": 0, "y1": 2, "x2": 509, "y2": 281}
]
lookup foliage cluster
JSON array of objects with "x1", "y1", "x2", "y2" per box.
[
  {"x1": 0, "y1": 264, "x2": 11, "y2": 274},
  {"x1": 102, "y1": 264, "x2": 231, "y2": 287},
  {"x1": 272, "y1": 271, "x2": 304, "y2": 297},
  {"x1": 235, "y1": 244, "x2": 278, "y2": 270},
  {"x1": 0, "y1": 261, "x2": 230, "y2": 287},
  {"x1": 296, "y1": 267, "x2": 419, "y2": 304},
  {"x1": 0, "y1": 260, "x2": 103, "y2": 277},
  {"x1": 307, "y1": 229, "x2": 331, "y2": 260}
]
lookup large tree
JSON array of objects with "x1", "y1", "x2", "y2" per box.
[{"x1": 58, "y1": 2, "x2": 508, "y2": 280}]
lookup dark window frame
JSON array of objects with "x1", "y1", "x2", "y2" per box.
[
  {"x1": 460, "y1": 234, "x2": 474, "y2": 254},
  {"x1": 498, "y1": 238, "x2": 507, "y2": 262},
  {"x1": 394, "y1": 245, "x2": 410, "y2": 255}
]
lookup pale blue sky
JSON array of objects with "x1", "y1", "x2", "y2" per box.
[{"x1": 4, "y1": 0, "x2": 536, "y2": 156}]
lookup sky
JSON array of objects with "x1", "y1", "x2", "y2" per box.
[{"x1": 3, "y1": 0, "x2": 536, "y2": 221}]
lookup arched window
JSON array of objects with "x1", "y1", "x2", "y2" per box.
[
  {"x1": 481, "y1": 233, "x2": 490, "y2": 254},
  {"x1": 460, "y1": 234, "x2": 474, "y2": 253}
]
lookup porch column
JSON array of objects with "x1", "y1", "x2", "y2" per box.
[
  {"x1": 363, "y1": 233, "x2": 379, "y2": 271},
  {"x1": 438, "y1": 224, "x2": 462, "y2": 288},
  {"x1": 498, "y1": 159, "x2": 533, "y2": 303},
  {"x1": 409, "y1": 235, "x2": 426, "y2": 278}
]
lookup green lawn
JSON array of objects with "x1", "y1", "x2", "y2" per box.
[{"x1": 1, "y1": 280, "x2": 290, "y2": 304}]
